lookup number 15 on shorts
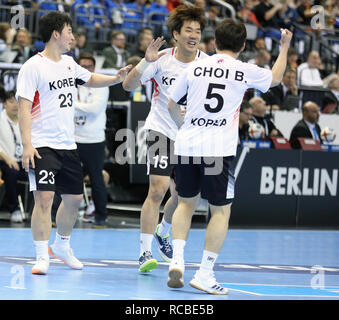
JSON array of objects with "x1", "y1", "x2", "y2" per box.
[{"x1": 153, "y1": 155, "x2": 168, "y2": 169}]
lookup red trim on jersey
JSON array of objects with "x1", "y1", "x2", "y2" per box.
[
  {"x1": 151, "y1": 78, "x2": 160, "y2": 98},
  {"x1": 171, "y1": 47, "x2": 175, "y2": 56},
  {"x1": 37, "y1": 53, "x2": 43, "y2": 58},
  {"x1": 31, "y1": 91, "x2": 41, "y2": 118}
]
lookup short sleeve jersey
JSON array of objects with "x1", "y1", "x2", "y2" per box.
[
  {"x1": 16, "y1": 53, "x2": 92, "y2": 150},
  {"x1": 140, "y1": 47, "x2": 207, "y2": 141},
  {"x1": 170, "y1": 53, "x2": 273, "y2": 157}
]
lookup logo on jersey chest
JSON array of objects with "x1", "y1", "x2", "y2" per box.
[
  {"x1": 162, "y1": 76, "x2": 176, "y2": 86},
  {"x1": 49, "y1": 77, "x2": 75, "y2": 91}
]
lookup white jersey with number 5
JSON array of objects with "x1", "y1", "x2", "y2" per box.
[
  {"x1": 16, "y1": 53, "x2": 91, "y2": 150},
  {"x1": 170, "y1": 53, "x2": 273, "y2": 157},
  {"x1": 140, "y1": 47, "x2": 207, "y2": 141}
]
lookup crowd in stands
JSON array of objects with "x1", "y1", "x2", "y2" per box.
[{"x1": 0, "y1": 0, "x2": 338, "y2": 219}]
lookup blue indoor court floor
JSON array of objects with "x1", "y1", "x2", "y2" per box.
[{"x1": 0, "y1": 228, "x2": 339, "y2": 300}]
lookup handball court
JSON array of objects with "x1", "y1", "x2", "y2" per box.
[{"x1": 0, "y1": 207, "x2": 338, "y2": 301}]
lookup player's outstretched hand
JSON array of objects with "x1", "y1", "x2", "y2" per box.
[
  {"x1": 280, "y1": 28, "x2": 293, "y2": 45},
  {"x1": 145, "y1": 37, "x2": 167, "y2": 63},
  {"x1": 116, "y1": 64, "x2": 133, "y2": 83},
  {"x1": 22, "y1": 144, "x2": 41, "y2": 172}
]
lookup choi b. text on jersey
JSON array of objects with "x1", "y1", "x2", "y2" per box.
[{"x1": 193, "y1": 67, "x2": 245, "y2": 82}]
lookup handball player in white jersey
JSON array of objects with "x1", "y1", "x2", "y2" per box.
[
  {"x1": 167, "y1": 19, "x2": 293, "y2": 294},
  {"x1": 123, "y1": 5, "x2": 208, "y2": 273},
  {"x1": 16, "y1": 11, "x2": 131, "y2": 275}
]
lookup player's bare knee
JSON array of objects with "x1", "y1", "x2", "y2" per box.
[{"x1": 34, "y1": 191, "x2": 54, "y2": 212}]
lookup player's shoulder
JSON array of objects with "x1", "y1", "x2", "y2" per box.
[
  {"x1": 19, "y1": 53, "x2": 44, "y2": 74},
  {"x1": 158, "y1": 47, "x2": 175, "y2": 61}
]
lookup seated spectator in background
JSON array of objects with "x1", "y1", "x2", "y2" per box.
[
  {"x1": 297, "y1": 0, "x2": 315, "y2": 26},
  {"x1": 262, "y1": 69, "x2": 299, "y2": 110},
  {"x1": 240, "y1": 36, "x2": 266, "y2": 62},
  {"x1": 65, "y1": 29, "x2": 92, "y2": 60},
  {"x1": 297, "y1": 51, "x2": 323, "y2": 87},
  {"x1": 253, "y1": 0, "x2": 283, "y2": 39},
  {"x1": 38, "y1": 0, "x2": 67, "y2": 12},
  {"x1": 248, "y1": 48, "x2": 271, "y2": 69},
  {"x1": 123, "y1": 0, "x2": 148, "y2": 30},
  {"x1": 286, "y1": 47, "x2": 299, "y2": 72},
  {"x1": 249, "y1": 96, "x2": 283, "y2": 138},
  {"x1": 148, "y1": 0, "x2": 170, "y2": 27},
  {"x1": 131, "y1": 30, "x2": 153, "y2": 58},
  {"x1": 322, "y1": 74, "x2": 339, "y2": 113},
  {"x1": 205, "y1": 7, "x2": 223, "y2": 29},
  {"x1": 0, "y1": 22, "x2": 11, "y2": 55},
  {"x1": 102, "y1": 30, "x2": 130, "y2": 69},
  {"x1": 277, "y1": 0, "x2": 299, "y2": 29},
  {"x1": 239, "y1": 100, "x2": 253, "y2": 142},
  {"x1": 203, "y1": 36, "x2": 216, "y2": 55},
  {"x1": 289, "y1": 101, "x2": 322, "y2": 148},
  {"x1": 11, "y1": 28, "x2": 34, "y2": 63},
  {"x1": 237, "y1": 0, "x2": 260, "y2": 25},
  {"x1": 109, "y1": 0, "x2": 128, "y2": 27},
  {"x1": 0, "y1": 91, "x2": 26, "y2": 223}
]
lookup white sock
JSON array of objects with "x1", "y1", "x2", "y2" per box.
[
  {"x1": 54, "y1": 232, "x2": 71, "y2": 249},
  {"x1": 172, "y1": 239, "x2": 186, "y2": 261},
  {"x1": 140, "y1": 233, "x2": 153, "y2": 256},
  {"x1": 157, "y1": 218, "x2": 171, "y2": 237},
  {"x1": 34, "y1": 240, "x2": 49, "y2": 259},
  {"x1": 199, "y1": 250, "x2": 218, "y2": 274}
]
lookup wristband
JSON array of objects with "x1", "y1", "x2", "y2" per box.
[{"x1": 135, "y1": 58, "x2": 151, "y2": 74}]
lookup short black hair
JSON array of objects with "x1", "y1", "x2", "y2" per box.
[
  {"x1": 78, "y1": 52, "x2": 96, "y2": 67},
  {"x1": 4, "y1": 90, "x2": 16, "y2": 102},
  {"x1": 240, "y1": 100, "x2": 252, "y2": 112},
  {"x1": 215, "y1": 18, "x2": 247, "y2": 53},
  {"x1": 39, "y1": 11, "x2": 72, "y2": 43}
]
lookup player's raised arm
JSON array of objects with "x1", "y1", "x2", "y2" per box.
[
  {"x1": 271, "y1": 29, "x2": 293, "y2": 87},
  {"x1": 122, "y1": 37, "x2": 166, "y2": 92}
]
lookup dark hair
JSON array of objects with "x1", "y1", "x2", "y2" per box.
[
  {"x1": 4, "y1": 90, "x2": 16, "y2": 102},
  {"x1": 39, "y1": 11, "x2": 72, "y2": 43},
  {"x1": 215, "y1": 18, "x2": 247, "y2": 53},
  {"x1": 168, "y1": 5, "x2": 206, "y2": 37},
  {"x1": 78, "y1": 52, "x2": 96, "y2": 67},
  {"x1": 111, "y1": 30, "x2": 124, "y2": 40},
  {"x1": 240, "y1": 100, "x2": 252, "y2": 112}
]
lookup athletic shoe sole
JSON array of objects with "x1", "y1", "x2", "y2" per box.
[
  {"x1": 189, "y1": 279, "x2": 229, "y2": 295},
  {"x1": 139, "y1": 259, "x2": 158, "y2": 273},
  {"x1": 167, "y1": 268, "x2": 184, "y2": 288},
  {"x1": 31, "y1": 268, "x2": 48, "y2": 275}
]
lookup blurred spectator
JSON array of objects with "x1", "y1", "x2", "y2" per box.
[
  {"x1": 167, "y1": 0, "x2": 183, "y2": 11},
  {"x1": 237, "y1": 0, "x2": 260, "y2": 25},
  {"x1": 37, "y1": 0, "x2": 67, "y2": 12},
  {"x1": 262, "y1": 69, "x2": 299, "y2": 110},
  {"x1": 203, "y1": 36, "x2": 216, "y2": 56},
  {"x1": 296, "y1": 0, "x2": 315, "y2": 26},
  {"x1": 0, "y1": 23, "x2": 11, "y2": 55},
  {"x1": 148, "y1": 0, "x2": 169, "y2": 26},
  {"x1": 205, "y1": 7, "x2": 223, "y2": 29},
  {"x1": 131, "y1": 30, "x2": 153, "y2": 58},
  {"x1": 123, "y1": 0, "x2": 148, "y2": 30},
  {"x1": 109, "y1": 0, "x2": 128, "y2": 27},
  {"x1": 286, "y1": 47, "x2": 299, "y2": 72},
  {"x1": 277, "y1": 0, "x2": 299, "y2": 29},
  {"x1": 240, "y1": 37, "x2": 266, "y2": 62},
  {"x1": 248, "y1": 48, "x2": 271, "y2": 69},
  {"x1": 289, "y1": 101, "x2": 322, "y2": 148},
  {"x1": 74, "y1": 53, "x2": 109, "y2": 228},
  {"x1": 249, "y1": 96, "x2": 283, "y2": 137},
  {"x1": 322, "y1": 74, "x2": 339, "y2": 113},
  {"x1": 297, "y1": 51, "x2": 323, "y2": 87},
  {"x1": 102, "y1": 30, "x2": 130, "y2": 69},
  {"x1": 239, "y1": 100, "x2": 253, "y2": 141},
  {"x1": 253, "y1": 0, "x2": 283, "y2": 39},
  {"x1": 0, "y1": 90, "x2": 26, "y2": 223},
  {"x1": 11, "y1": 29, "x2": 34, "y2": 63},
  {"x1": 65, "y1": 29, "x2": 92, "y2": 60}
]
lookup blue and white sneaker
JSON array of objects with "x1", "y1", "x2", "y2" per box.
[
  {"x1": 154, "y1": 224, "x2": 173, "y2": 262},
  {"x1": 189, "y1": 270, "x2": 229, "y2": 295},
  {"x1": 138, "y1": 251, "x2": 158, "y2": 273}
]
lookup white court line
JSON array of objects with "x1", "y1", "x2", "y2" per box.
[
  {"x1": 87, "y1": 292, "x2": 110, "y2": 297},
  {"x1": 48, "y1": 289, "x2": 68, "y2": 293}
]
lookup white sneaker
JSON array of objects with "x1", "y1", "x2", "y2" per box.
[
  {"x1": 10, "y1": 210, "x2": 23, "y2": 223},
  {"x1": 189, "y1": 270, "x2": 229, "y2": 295},
  {"x1": 32, "y1": 256, "x2": 49, "y2": 275},
  {"x1": 48, "y1": 243, "x2": 83, "y2": 270},
  {"x1": 167, "y1": 259, "x2": 185, "y2": 288}
]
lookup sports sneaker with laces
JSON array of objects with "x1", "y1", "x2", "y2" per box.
[
  {"x1": 138, "y1": 251, "x2": 158, "y2": 273},
  {"x1": 167, "y1": 259, "x2": 185, "y2": 288},
  {"x1": 32, "y1": 256, "x2": 49, "y2": 275},
  {"x1": 189, "y1": 270, "x2": 228, "y2": 295},
  {"x1": 48, "y1": 243, "x2": 83, "y2": 270},
  {"x1": 154, "y1": 225, "x2": 173, "y2": 262}
]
